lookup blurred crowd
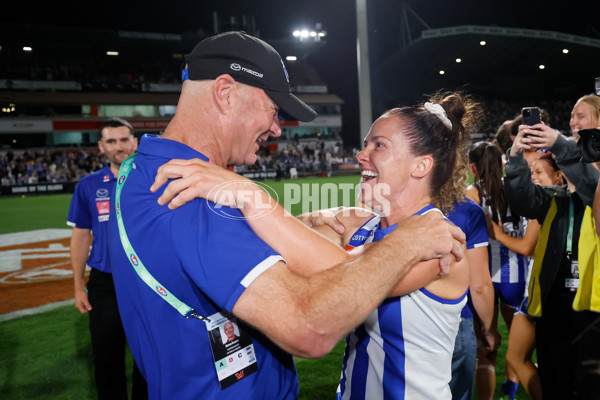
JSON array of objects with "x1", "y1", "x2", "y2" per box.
[
  {"x1": 0, "y1": 148, "x2": 105, "y2": 186},
  {"x1": 234, "y1": 139, "x2": 358, "y2": 179},
  {"x1": 0, "y1": 95, "x2": 588, "y2": 187}
]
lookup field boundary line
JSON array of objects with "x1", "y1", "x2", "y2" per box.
[{"x1": 0, "y1": 298, "x2": 74, "y2": 323}]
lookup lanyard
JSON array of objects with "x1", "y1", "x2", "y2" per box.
[
  {"x1": 115, "y1": 154, "x2": 209, "y2": 322},
  {"x1": 566, "y1": 192, "x2": 574, "y2": 259}
]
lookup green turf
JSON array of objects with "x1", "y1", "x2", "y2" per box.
[
  {"x1": 0, "y1": 304, "x2": 529, "y2": 400},
  {"x1": 0, "y1": 176, "x2": 534, "y2": 399},
  {"x1": 0, "y1": 193, "x2": 71, "y2": 234}
]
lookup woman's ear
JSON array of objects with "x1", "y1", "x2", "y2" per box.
[{"x1": 412, "y1": 155, "x2": 434, "y2": 178}]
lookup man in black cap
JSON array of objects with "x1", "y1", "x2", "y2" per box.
[{"x1": 108, "y1": 31, "x2": 465, "y2": 399}]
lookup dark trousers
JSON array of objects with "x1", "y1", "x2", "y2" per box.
[
  {"x1": 87, "y1": 268, "x2": 148, "y2": 400},
  {"x1": 536, "y1": 292, "x2": 600, "y2": 400}
]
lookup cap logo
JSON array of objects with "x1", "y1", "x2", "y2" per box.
[
  {"x1": 281, "y1": 59, "x2": 289, "y2": 83},
  {"x1": 230, "y1": 63, "x2": 263, "y2": 79}
]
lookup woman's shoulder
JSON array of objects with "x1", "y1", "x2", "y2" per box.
[{"x1": 464, "y1": 184, "x2": 481, "y2": 205}]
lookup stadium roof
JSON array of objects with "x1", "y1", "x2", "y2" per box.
[{"x1": 373, "y1": 25, "x2": 600, "y2": 113}]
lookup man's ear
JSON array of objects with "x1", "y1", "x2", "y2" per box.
[
  {"x1": 213, "y1": 74, "x2": 237, "y2": 114},
  {"x1": 97, "y1": 140, "x2": 105, "y2": 154},
  {"x1": 412, "y1": 155, "x2": 434, "y2": 178}
]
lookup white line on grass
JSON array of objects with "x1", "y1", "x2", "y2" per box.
[{"x1": 0, "y1": 299, "x2": 74, "y2": 323}]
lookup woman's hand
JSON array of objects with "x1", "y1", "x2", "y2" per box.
[
  {"x1": 517, "y1": 122, "x2": 559, "y2": 152},
  {"x1": 485, "y1": 215, "x2": 503, "y2": 241},
  {"x1": 296, "y1": 207, "x2": 346, "y2": 235},
  {"x1": 150, "y1": 158, "x2": 257, "y2": 209}
]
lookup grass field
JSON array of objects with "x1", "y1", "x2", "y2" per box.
[{"x1": 0, "y1": 175, "x2": 532, "y2": 399}]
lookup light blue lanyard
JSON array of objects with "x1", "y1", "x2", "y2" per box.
[
  {"x1": 566, "y1": 192, "x2": 574, "y2": 259},
  {"x1": 115, "y1": 154, "x2": 209, "y2": 322}
]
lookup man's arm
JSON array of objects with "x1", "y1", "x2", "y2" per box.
[
  {"x1": 71, "y1": 227, "x2": 92, "y2": 313},
  {"x1": 232, "y1": 211, "x2": 465, "y2": 358}
]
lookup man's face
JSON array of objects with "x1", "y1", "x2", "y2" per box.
[
  {"x1": 98, "y1": 126, "x2": 138, "y2": 167},
  {"x1": 229, "y1": 85, "x2": 282, "y2": 166},
  {"x1": 224, "y1": 322, "x2": 235, "y2": 339}
]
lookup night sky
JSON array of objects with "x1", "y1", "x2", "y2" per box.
[{"x1": 3, "y1": 0, "x2": 598, "y2": 146}]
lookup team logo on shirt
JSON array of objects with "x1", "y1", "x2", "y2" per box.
[
  {"x1": 130, "y1": 254, "x2": 139, "y2": 266},
  {"x1": 118, "y1": 176, "x2": 126, "y2": 184},
  {"x1": 96, "y1": 189, "x2": 109, "y2": 199},
  {"x1": 103, "y1": 175, "x2": 110, "y2": 182},
  {"x1": 156, "y1": 286, "x2": 167, "y2": 296}
]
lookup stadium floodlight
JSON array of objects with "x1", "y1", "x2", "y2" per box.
[
  {"x1": 562, "y1": 48, "x2": 569, "y2": 54},
  {"x1": 480, "y1": 40, "x2": 486, "y2": 46},
  {"x1": 106, "y1": 51, "x2": 119, "y2": 56},
  {"x1": 539, "y1": 65, "x2": 546, "y2": 70},
  {"x1": 439, "y1": 70, "x2": 445, "y2": 75},
  {"x1": 286, "y1": 56, "x2": 297, "y2": 61},
  {"x1": 455, "y1": 58, "x2": 462, "y2": 63},
  {"x1": 293, "y1": 26, "x2": 326, "y2": 41},
  {"x1": 23, "y1": 46, "x2": 32, "y2": 52}
]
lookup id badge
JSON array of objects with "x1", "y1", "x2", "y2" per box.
[
  {"x1": 565, "y1": 278, "x2": 580, "y2": 291},
  {"x1": 205, "y1": 311, "x2": 258, "y2": 389},
  {"x1": 571, "y1": 260, "x2": 579, "y2": 277}
]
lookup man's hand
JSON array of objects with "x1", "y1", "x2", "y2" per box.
[
  {"x1": 74, "y1": 288, "x2": 92, "y2": 314},
  {"x1": 390, "y1": 212, "x2": 466, "y2": 276}
]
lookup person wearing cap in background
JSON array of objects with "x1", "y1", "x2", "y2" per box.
[{"x1": 107, "y1": 31, "x2": 466, "y2": 400}]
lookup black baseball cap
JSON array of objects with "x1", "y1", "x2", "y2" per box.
[{"x1": 184, "y1": 31, "x2": 317, "y2": 122}]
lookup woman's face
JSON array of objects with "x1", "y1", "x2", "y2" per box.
[
  {"x1": 570, "y1": 101, "x2": 597, "y2": 136},
  {"x1": 356, "y1": 114, "x2": 419, "y2": 212},
  {"x1": 531, "y1": 159, "x2": 561, "y2": 186}
]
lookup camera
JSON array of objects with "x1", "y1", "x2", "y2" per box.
[
  {"x1": 578, "y1": 128, "x2": 600, "y2": 163},
  {"x1": 576, "y1": 77, "x2": 600, "y2": 162}
]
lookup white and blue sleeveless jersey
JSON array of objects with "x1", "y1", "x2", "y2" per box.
[
  {"x1": 480, "y1": 194, "x2": 529, "y2": 284},
  {"x1": 338, "y1": 205, "x2": 467, "y2": 400}
]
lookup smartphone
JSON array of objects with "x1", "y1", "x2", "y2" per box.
[{"x1": 522, "y1": 107, "x2": 541, "y2": 126}]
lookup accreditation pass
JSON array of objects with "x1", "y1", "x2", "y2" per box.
[{"x1": 205, "y1": 311, "x2": 258, "y2": 389}]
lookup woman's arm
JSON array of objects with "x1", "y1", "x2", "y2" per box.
[
  {"x1": 504, "y1": 128, "x2": 555, "y2": 220},
  {"x1": 488, "y1": 218, "x2": 540, "y2": 257}
]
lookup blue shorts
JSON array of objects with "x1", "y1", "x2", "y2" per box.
[
  {"x1": 493, "y1": 281, "x2": 526, "y2": 308},
  {"x1": 515, "y1": 296, "x2": 530, "y2": 316}
]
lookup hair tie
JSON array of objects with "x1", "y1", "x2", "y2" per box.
[{"x1": 424, "y1": 102, "x2": 452, "y2": 129}]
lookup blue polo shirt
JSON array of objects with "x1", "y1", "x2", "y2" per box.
[
  {"x1": 448, "y1": 198, "x2": 489, "y2": 318},
  {"x1": 67, "y1": 164, "x2": 115, "y2": 273},
  {"x1": 108, "y1": 134, "x2": 297, "y2": 400}
]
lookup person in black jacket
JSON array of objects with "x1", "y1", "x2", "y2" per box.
[{"x1": 504, "y1": 121, "x2": 600, "y2": 399}]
